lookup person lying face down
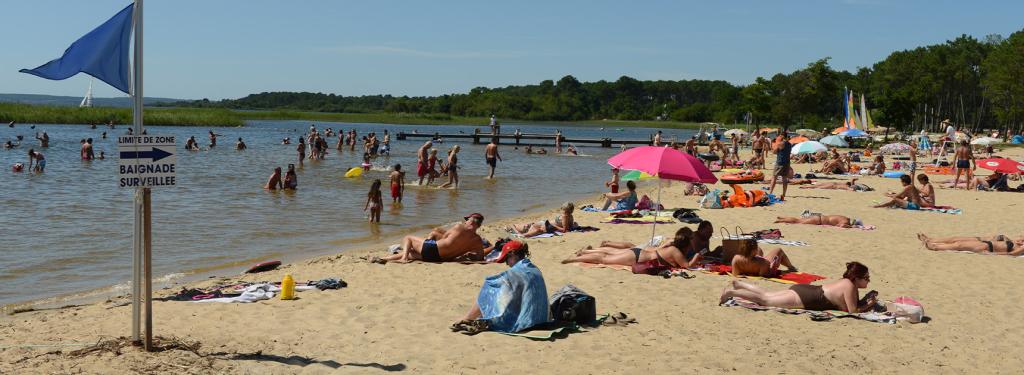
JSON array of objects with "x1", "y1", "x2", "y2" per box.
[{"x1": 720, "y1": 261, "x2": 876, "y2": 313}]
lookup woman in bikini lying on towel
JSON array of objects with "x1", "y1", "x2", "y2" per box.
[
  {"x1": 774, "y1": 214, "x2": 863, "y2": 228},
  {"x1": 916, "y1": 233, "x2": 1024, "y2": 256},
  {"x1": 561, "y1": 227, "x2": 701, "y2": 268},
  {"x1": 719, "y1": 261, "x2": 877, "y2": 313},
  {"x1": 730, "y1": 241, "x2": 798, "y2": 277},
  {"x1": 798, "y1": 178, "x2": 873, "y2": 191}
]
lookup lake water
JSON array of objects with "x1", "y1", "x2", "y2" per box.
[{"x1": 0, "y1": 120, "x2": 696, "y2": 306}]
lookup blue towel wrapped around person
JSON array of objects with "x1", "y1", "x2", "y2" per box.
[{"x1": 455, "y1": 240, "x2": 550, "y2": 334}]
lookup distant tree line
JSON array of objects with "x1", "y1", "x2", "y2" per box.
[{"x1": 166, "y1": 29, "x2": 1024, "y2": 135}]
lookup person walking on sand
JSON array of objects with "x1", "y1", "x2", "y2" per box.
[
  {"x1": 27, "y1": 149, "x2": 45, "y2": 172},
  {"x1": 296, "y1": 138, "x2": 306, "y2": 165},
  {"x1": 365, "y1": 179, "x2": 384, "y2": 223},
  {"x1": 389, "y1": 164, "x2": 405, "y2": 204},
  {"x1": 951, "y1": 140, "x2": 975, "y2": 190},
  {"x1": 769, "y1": 132, "x2": 793, "y2": 201},
  {"x1": 730, "y1": 133, "x2": 741, "y2": 163},
  {"x1": 440, "y1": 145, "x2": 461, "y2": 189},
  {"x1": 485, "y1": 137, "x2": 502, "y2": 179},
  {"x1": 426, "y1": 149, "x2": 440, "y2": 185},
  {"x1": 417, "y1": 140, "x2": 432, "y2": 185},
  {"x1": 265, "y1": 167, "x2": 283, "y2": 190}
]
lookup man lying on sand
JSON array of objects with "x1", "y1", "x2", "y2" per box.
[
  {"x1": 917, "y1": 233, "x2": 1024, "y2": 255},
  {"x1": 775, "y1": 213, "x2": 863, "y2": 228},
  {"x1": 383, "y1": 213, "x2": 485, "y2": 263},
  {"x1": 561, "y1": 227, "x2": 703, "y2": 268},
  {"x1": 720, "y1": 262, "x2": 877, "y2": 313},
  {"x1": 452, "y1": 240, "x2": 549, "y2": 334}
]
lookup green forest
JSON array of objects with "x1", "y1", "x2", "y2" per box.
[{"x1": 166, "y1": 30, "x2": 1024, "y2": 134}]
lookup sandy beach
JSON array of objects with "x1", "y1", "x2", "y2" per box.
[{"x1": 3, "y1": 146, "x2": 1024, "y2": 374}]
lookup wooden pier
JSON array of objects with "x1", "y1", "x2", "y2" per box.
[{"x1": 395, "y1": 131, "x2": 653, "y2": 148}]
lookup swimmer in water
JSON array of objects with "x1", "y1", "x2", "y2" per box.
[
  {"x1": 389, "y1": 164, "x2": 405, "y2": 204},
  {"x1": 265, "y1": 167, "x2": 283, "y2": 190}
]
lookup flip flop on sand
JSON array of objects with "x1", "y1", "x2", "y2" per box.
[{"x1": 450, "y1": 320, "x2": 490, "y2": 335}]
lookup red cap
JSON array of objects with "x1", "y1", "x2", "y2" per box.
[{"x1": 495, "y1": 240, "x2": 527, "y2": 262}]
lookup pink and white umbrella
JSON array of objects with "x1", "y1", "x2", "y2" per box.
[{"x1": 608, "y1": 146, "x2": 716, "y2": 241}]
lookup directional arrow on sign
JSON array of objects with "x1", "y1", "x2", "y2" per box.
[{"x1": 120, "y1": 147, "x2": 173, "y2": 162}]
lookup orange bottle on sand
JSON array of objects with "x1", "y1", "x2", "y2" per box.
[{"x1": 280, "y1": 274, "x2": 295, "y2": 300}]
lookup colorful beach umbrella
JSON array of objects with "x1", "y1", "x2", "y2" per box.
[
  {"x1": 608, "y1": 146, "x2": 717, "y2": 243},
  {"x1": 977, "y1": 158, "x2": 1024, "y2": 174},
  {"x1": 839, "y1": 128, "x2": 868, "y2": 137},
  {"x1": 620, "y1": 170, "x2": 655, "y2": 181},
  {"x1": 970, "y1": 137, "x2": 1001, "y2": 146},
  {"x1": 790, "y1": 141, "x2": 828, "y2": 155},
  {"x1": 819, "y1": 135, "x2": 848, "y2": 147},
  {"x1": 879, "y1": 143, "x2": 911, "y2": 154},
  {"x1": 788, "y1": 136, "x2": 810, "y2": 144}
]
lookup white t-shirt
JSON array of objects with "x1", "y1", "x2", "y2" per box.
[
  {"x1": 490, "y1": 116, "x2": 496, "y2": 126},
  {"x1": 945, "y1": 125, "x2": 955, "y2": 138}
]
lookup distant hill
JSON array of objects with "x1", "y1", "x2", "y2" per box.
[{"x1": 0, "y1": 93, "x2": 186, "y2": 108}]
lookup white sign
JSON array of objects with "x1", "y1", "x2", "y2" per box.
[{"x1": 118, "y1": 135, "x2": 177, "y2": 188}]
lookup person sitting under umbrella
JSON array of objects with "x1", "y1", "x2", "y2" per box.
[{"x1": 600, "y1": 180, "x2": 638, "y2": 211}]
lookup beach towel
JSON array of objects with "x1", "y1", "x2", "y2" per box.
[
  {"x1": 713, "y1": 236, "x2": 809, "y2": 247},
  {"x1": 722, "y1": 297, "x2": 896, "y2": 324},
  {"x1": 918, "y1": 206, "x2": 962, "y2": 215},
  {"x1": 702, "y1": 264, "x2": 826, "y2": 284},
  {"x1": 601, "y1": 216, "x2": 675, "y2": 224},
  {"x1": 476, "y1": 258, "x2": 551, "y2": 333}
]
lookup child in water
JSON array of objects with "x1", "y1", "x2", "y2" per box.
[
  {"x1": 362, "y1": 153, "x2": 373, "y2": 172},
  {"x1": 283, "y1": 164, "x2": 298, "y2": 190},
  {"x1": 389, "y1": 164, "x2": 405, "y2": 204},
  {"x1": 364, "y1": 179, "x2": 384, "y2": 222}
]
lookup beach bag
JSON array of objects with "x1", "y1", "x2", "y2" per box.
[
  {"x1": 631, "y1": 259, "x2": 671, "y2": 275},
  {"x1": 885, "y1": 297, "x2": 924, "y2": 323},
  {"x1": 700, "y1": 189, "x2": 723, "y2": 209},
  {"x1": 549, "y1": 285, "x2": 596, "y2": 325},
  {"x1": 720, "y1": 227, "x2": 756, "y2": 264}
]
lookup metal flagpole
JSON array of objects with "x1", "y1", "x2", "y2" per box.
[{"x1": 130, "y1": 0, "x2": 147, "y2": 347}]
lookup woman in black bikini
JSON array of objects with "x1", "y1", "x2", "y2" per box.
[
  {"x1": 917, "y1": 233, "x2": 1024, "y2": 255},
  {"x1": 561, "y1": 227, "x2": 702, "y2": 268},
  {"x1": 719, "y1": 262, "x2": 876, "y2": 313}
]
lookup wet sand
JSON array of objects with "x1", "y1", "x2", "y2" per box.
[{"x1": 2, "y1": 146, "x2": 1023, "y2": 373}]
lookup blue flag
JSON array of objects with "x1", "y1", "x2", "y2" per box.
[{"x1": 20, "y1": 4, "x2": 134, "y2": 94}]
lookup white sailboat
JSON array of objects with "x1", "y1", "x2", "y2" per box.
[{"x1": 79, "y1": 80, "x2": 93, "y2": 107}]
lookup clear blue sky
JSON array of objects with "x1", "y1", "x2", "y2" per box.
[{"x1": 1, "y1": 0, "x2": 1021, "y2": 100}]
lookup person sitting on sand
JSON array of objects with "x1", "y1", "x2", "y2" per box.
[
  {"x1": 384, "y1": 213, "x2": 485, "y2": 263},
  {"x1": 874, "y1": 174, "x2": 923, "y2": 210},
  {"x1": 775, "y1": 213, "x2": 864, "y2": 228},
  {"x1": 799, "y1": 178, "x2": 873, "y2": 191},
  {"x1": 508, "y1": 202, "x2": 575, "y2": 237},
  {"x1": 917, "y1": 233, "x2": 1024, "y2": 255},
  {"x1": 453, "y1": 240, "x2": 549, "y2": 334},
  {"x1": 917, "y1": 174, "x2": 936, "y2": 207},
  {"x1": 600, "y1": 180, "x2": 638, "y2": 211},
  {"x1": 818, "y1": 154, "x2": 850, "y2": 174},
  {"x1": 719, "y1": 261, "x2": 877, "y2": 313},
  {"x1": 867, "y1": 155, "x2": 885, "y2": 175},
  {"x1": 730, "y1": 240, "x2": 798, "y2": 277},
  {"x1": 265, "y1": 167, "x2": 282, "y2": 190},
  {"x1": 561, "y1": 227, "x2": 703, "y2": 268}
]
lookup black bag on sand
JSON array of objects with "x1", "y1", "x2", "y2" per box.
[{"x1": 549, "y1": 285, "x2": 597, "y2": 325}]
